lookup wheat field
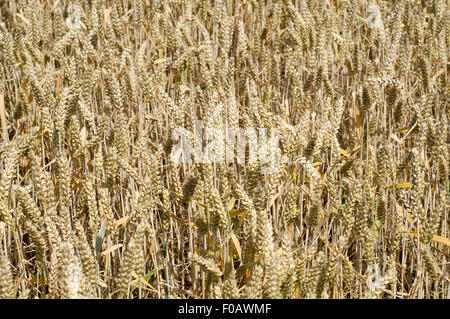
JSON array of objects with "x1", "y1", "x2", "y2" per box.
[{"x1": 0, "y1": 0, "x2": 449, "y2": 299}]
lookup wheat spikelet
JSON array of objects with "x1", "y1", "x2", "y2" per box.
[{"x1": 0, "y1": 254, "x2": 15, "y2": 299}]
